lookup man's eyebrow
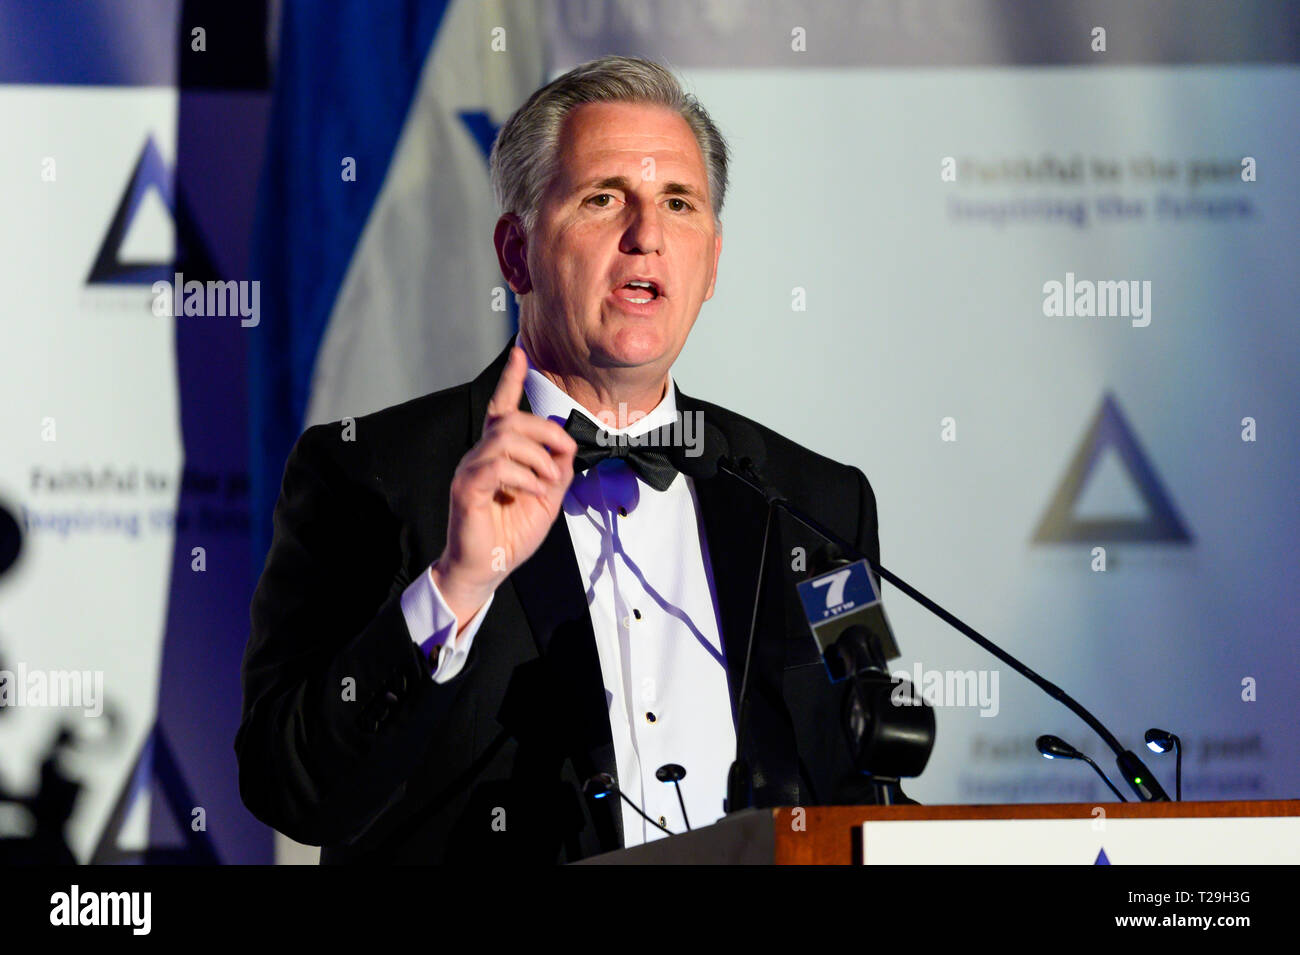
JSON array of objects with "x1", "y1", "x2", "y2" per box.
[{"x1": 574, "y1": 175, "x2": 706, "y2": 200}]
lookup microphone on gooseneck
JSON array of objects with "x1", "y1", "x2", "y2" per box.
[
  {"x1": 583, "y1": 773, "x2": 673, "y2": 836},
  {"x1": 670, "y1": 420, "x2": 729, "y2": 483},
  {"x1": 1036, "y1": 734, "x2": 1128, "y2": 802},
  {"x1": 1144, "y1": 728, "x2": 1183, "y2": 801},
  {"x1": 673, "y1": 420, "x2": 1171, "y2": 804},
  {"x1": 655, "y1": 763, "x2": 691, "y2": 831}
]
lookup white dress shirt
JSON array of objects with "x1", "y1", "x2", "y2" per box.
[{"x1": 401, "y1": 358, "x2": 736, "y2": 847}]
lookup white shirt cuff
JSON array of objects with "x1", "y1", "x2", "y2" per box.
[{"x1": 400, "y1": 565, "x2": 494, "y2": 683}]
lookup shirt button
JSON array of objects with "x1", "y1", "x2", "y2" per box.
[
  {"x1": 645, "y1": 711, "x2": 657, "y2": 724},
  {"x1": 633, "y1": 608, "x2": 641, "y2": 620}
]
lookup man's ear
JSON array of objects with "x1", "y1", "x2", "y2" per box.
[
  {"x1": 493, "y1": 214, "x2": 532, "y2": 295},
  {"x1": 703, "y1": 233, "x2": 722, "y2": 301}
]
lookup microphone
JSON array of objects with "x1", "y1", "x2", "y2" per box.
[
  {"x1": 671, "y1": 420, "x2": 728, "y2": 483},
  {"x1": 676, "y1": 422, "x2": 1171, "y2": 803},
  {"x1": 583, "y1": 773, "x2": 673, "y2": 836},
  {"x1": 1144, "y1": 728, "x2": 1183, "y2": 801},
  {"x1": 655, "y1": 763, "x2": 691, "y2": 831},
  {"x1": 1036, "y1": 734, "x2": 1128, "y2": 802}
]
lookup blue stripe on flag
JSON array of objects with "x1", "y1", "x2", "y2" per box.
[{"x1": 249, "y1": 0, "x2": 452, "y2": 571}]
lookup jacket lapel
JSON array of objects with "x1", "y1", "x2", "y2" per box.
[
  {"x1": 675, "y1": 386, "x2": 803, "y2": 807},
  {"x1": 676, "y1": 398, "x2": 767, "y2": 723}
]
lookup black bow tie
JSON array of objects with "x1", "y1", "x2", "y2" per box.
[{"x1": 562, "y1": 409, "x2": 679, "y2": 492}]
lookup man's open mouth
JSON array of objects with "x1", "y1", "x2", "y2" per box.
[{"x1": 613, "y1": 280, "x2": 661, "y2": 304}]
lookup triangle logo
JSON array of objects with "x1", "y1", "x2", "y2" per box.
[
  {"x1": 85, "y1": 136, "x2": 214, "y2": 286},
  {"x1": 1032, "y1": 393, "x2": 1192, "y2": 544},
  {"x1": 90, "y1": 722, "x2": 220, "y2": 864}
]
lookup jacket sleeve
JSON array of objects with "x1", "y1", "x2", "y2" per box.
[{"x1": 234, "y1": 424, "x2": 470, "y2": 847}]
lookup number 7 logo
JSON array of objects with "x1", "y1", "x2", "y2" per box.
[{"x1": 811, "y1": 568, "x2": 852, "y2": 608}]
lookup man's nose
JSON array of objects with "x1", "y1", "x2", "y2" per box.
[{"x1": 620, "y1": 201, "x2": 664, "y2": 255}]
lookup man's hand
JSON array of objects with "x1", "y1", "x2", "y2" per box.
[{"x1": 432, "y1": 346, "x2": 578, "y2": 626}]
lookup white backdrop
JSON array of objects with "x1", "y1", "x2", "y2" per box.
[
  {"x1": 0, "y1": 86, "x2": 181, "y2": 856},
  {"x1": 671, "y1": 66, "x2": 1300, "y2": 804}
]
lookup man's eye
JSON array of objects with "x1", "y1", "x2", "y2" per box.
[
  {"x1": 667, "y1": 197, "x2": 693, "y2": 212},
  {"x1": 586, "y1": 193, "x2": 614, "y2": 207}
]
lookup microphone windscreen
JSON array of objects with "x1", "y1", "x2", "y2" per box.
[
  {"x1": 583, "y1": 773, "x2": 616, "y2": 797},
  {"x1": 672, "y1": 421, "x2": 727, "y2": 480}
]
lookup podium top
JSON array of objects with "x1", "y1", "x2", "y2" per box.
[
  {"x1": 578, "y1": 800, "x2": 1300, "y2": 865},
  {"x1": 773, "y1": 799, "x2": 1300, "y2": 865}
]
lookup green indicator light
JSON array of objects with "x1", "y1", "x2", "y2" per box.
[{"x1": 1135, "y1": 777, "x2": 1143, "y2": 784}]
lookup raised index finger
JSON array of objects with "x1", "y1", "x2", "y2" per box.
[{"x1": 485, "y1": 346, "x2": 527, "y2": 425}]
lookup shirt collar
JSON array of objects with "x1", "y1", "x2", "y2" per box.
[{"x1": 522, "y1": 350, "x2": 678, "y2": 437}]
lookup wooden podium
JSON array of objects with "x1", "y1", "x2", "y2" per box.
[{"x1": 577, "y1": 799, "x2": 1300, "y2": 864}]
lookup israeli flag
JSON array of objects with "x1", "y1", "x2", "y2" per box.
[{"x1": 250, "y1": 0, "x2": 546, "y2": 564}]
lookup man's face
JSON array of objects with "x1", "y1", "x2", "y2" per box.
[{"x1": 509, "y1": 101, "x2": 722, "y2": 377}]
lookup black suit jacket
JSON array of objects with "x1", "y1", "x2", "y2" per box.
[{"x1": 236, "y1": 340, "x2": 883, "y2": 863}]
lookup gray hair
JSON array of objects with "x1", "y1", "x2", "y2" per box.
[{"x1": 488, "y1": 55, "x2": 729, "y2": 233}]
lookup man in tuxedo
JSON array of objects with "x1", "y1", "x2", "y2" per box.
[{"x1": 236, "y1": 56, "x2": 888, "y2": 863}]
